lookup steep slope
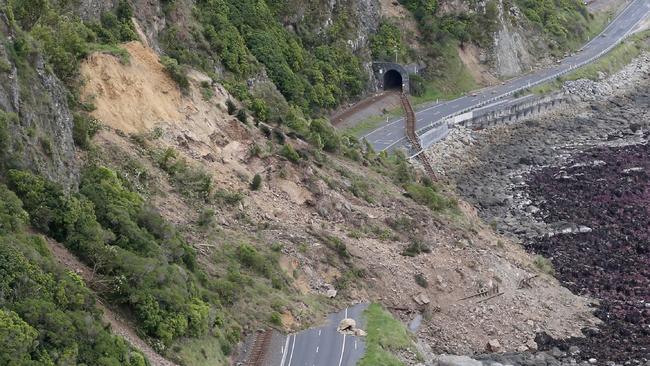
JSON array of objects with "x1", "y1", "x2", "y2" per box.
[
  {"x1": 0, "y1": 13, "x2": 78, "y2": 190},
  {"x1": 0, "y1": 0, "x2": 611, "y2": 364},
  {"x1": 44, "y1": 237, "x2": 180, "y2": 366},
  {"x1": 78, "y1": 40, "x2": 599, "y2": 362}
]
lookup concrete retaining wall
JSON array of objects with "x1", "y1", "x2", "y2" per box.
[{"x1": 457, "y1": 93, "x2": 569, "y2": 130}]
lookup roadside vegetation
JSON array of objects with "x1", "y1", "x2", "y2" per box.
[
  {"x1": 358, "y1": 303, "x2": 419, "y2": 366},
  {"x1": 531, "y1": 30, "x2": 650, "y2": 94},
  {"x1": 342, "y1": 107, "x2": 403, "y2": 137},
  {"x1": 515, "y1": 0, "x2": 592, "y2": 53}
]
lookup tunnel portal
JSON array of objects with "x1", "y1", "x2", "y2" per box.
[{"x1": 383, "y1": 69, "x2": 403, "y2": 91}]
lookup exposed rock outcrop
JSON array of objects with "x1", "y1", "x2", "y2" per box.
[{"x1": 0, "y1": 15, "x2": 79, "y2": 190}]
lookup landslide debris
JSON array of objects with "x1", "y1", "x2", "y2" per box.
[
  {"x1": 425, "y1": 52, "x2": 650, "y2": 364},
  {"x1": 79, "y1": 41, "x2": 599, "y2": 361}
]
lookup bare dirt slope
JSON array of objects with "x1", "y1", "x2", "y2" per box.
[
  {"x1": 79, "y1": 41, "x2": 600, "y2": 358},
  {"x1": 458, "y1": 44, "x2": 500, "y2": 86}
]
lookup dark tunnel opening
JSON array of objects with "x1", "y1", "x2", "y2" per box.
[{"x1": 383, "y1": 69, "x2": 403, "y2": 91}]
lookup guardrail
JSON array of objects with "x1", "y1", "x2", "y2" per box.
[{"x1": 414, "y1": 0, "x2": 647, "y2": 147}]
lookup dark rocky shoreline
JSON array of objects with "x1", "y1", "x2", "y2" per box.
[
  {"x1": 427, "y1": 78, "x2": 650, "y2": 365},
  {"x1": 524, "y1": 143, "x2": 649, "y2": 361}
]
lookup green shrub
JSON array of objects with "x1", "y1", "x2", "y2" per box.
[
  {"x1": 269, "y1": 312, "x2": 282, "y2": 326},
  {"x1": 0, "y1": 235, "x2": 145, "y2": 365},
  {"x1": 10, "y1": 0, "x2": 136, "y2": 83},
  {"x1": 385, "y1": 215, "x2": 415, "y2": 233},
  {"x1": 214, "y1": 189, "x2": 244, "y2": 205},
  {"x1": 350, "y1": 177, "x2": 374, "y2": 203},
  {"x1": 280, "y1": 144, "x2": 300, "y2": 163},
  {"x1": 250, "y1": 98, "x2": 269, "y2": 123},
  {"x1": 156, "y1": 148, "x2": 213, "y2": 200},
  {"x1": 370, "y1": 21, "x2": 407, "y2": 62},
  {"x1": 160, "y1": 55, "x2": 190, "y2": 92},
  {"x1": 250, "y1": 173, "x2": 262, "y2": 190},
  {"x1": 414, "y1": 273, "x2": 428, "y2": 288},
  {"x1": 201, "y1": 83, "x2": 214, "y2": 100},
  {"x1": 0, "y1": 308, "x2": 38, "y2": 365},
  {"x1": 0, "y1": 184, "x2": 29, "y2": 235},
  {"x1": 409, "y1": 74, "x2": 426, "y2": 97},
  {"x1": 309, "y1": 118, "x2": 340, "y2": 153},
  {"x1": 39, "y1": 136, "x2": 52, "y2": 157},
  {"x1": 319, "y1": 233, "x2": 349, "y2": 259},
  {"x1": 533, "y1": 255, "x2": 555, "y2": 275},
  {"x1": 405, "y1": 183, "x2": 457, "y2": 212},
  {"x1": 226, "y1": 99, "x2": 237, "y2": 115},
  {"x1": 72, "y1": 114, "x2": 101, "y2": 149},
  {"x1": 236, "y1": 109, "x2": 248, "y2": 124},
  {"x1": 0, "y1": 111, "x2": 15, "y2": 160},
  {"x1": 236, "y1": 244, "x2": 270, "y2": 276},
  {"x1": 401, "y1": 239, "x2": 431, "y2": 257},
  {"x1": 198, "y1": 208, "x2": 215, "y2": 227}
]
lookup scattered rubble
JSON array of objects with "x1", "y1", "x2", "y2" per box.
[
  {"x1": 562, "y1": 52, "x2": 650, "y2": 101},
  {"x1": 424, "y1": 51, "x2": 650, "y2": 364}
]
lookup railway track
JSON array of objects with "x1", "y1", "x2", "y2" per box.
[
  {"x1": 246, "y1": 329, "x2": 273, "y2": 366},
  {"x1": 400, "y1": 93, "x2": 438, "y2": 180}
]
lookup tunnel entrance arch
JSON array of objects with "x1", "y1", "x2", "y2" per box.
[
  {"x1": 372, "y1": 62, "x2": 410, "y2": 94},
  {"x1": 383, "y1": 69, "x2": 403, "y2": 91}
]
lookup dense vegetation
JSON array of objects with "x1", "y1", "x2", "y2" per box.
[
  {"x1": 399, "y1": 0, "x2": 500, "y2": 50},
  {"x1": 5, "y1": 0, "x2": 136, "y2": 84},
  {"x1": 515, "y1": 0, "x2": 591, "y2": 49},
  {"x1": 161, "y1": 0, "x2": 366, "y2": 115},
  {"x1": 0, "y1": 184, "x2": 147, "y2": 365}
]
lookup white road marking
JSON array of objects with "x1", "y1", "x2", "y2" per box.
[
  {"x1": 380, "y1": 136, "x2": 407, "y2": 151},
  {"x1": 286, "y1": 334, "x2": 296, "y2": 366},
  {"x1": 338, "y1": 334, "x2": 346, "y2": 366},
  {"x1": 332, "y1": 307, "x2": 350, "y2": 366},
  {"x1": 318, "y1": 330, "x2": 321, "y2": 336},
  {"x1": 316, "y1": 346, "x2": 319, "y2": 353},
  {"x1": 280, "y1": 335, "x2": 290, "y2": 366},
  {"x1": 355, "y1": 339, "x2": 358, "y2": 350}
]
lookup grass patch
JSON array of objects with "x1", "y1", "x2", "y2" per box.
[
  {"x1": 411, "y1": 42, "x2": 478, "y2": 106},
  {"x1": 404, "y1": 183, "x2": 458, "y2": 213},
  {"x1": 358, "y1": 303, "x2": 416, "y2": 366},
  {"x1": 343, "y1": 107, "x2": 403, "y2": 137},
  {"x1": 532, "y1": 30, "x2": 650, "y2": 94},
  {"x1": 88, "y1": 43, "x2": 131, "y2": 64},
  {"x1": 170, "y1": 336, "x2": 229, "y2": 366},
  {"x1": 533, "y1": 254, "x2": 555, "y2": 275}
]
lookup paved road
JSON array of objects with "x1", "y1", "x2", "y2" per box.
[
  {"x1": 276, "y1": 303, "x2": 367, "y2": 366},
  {"x1": 362, "y1": 0, "x2": 650, "y2": 153}
]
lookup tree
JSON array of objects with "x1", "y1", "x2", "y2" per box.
[
  {"x1": 250, "y1": 174, "x2": 262, "y2": 190},
  {"x1": 0, "y1": 309, "x2": 38, "y2": 365},
  {"x1": 0, "y1": 184, "x2": 28, "y2": 235}
]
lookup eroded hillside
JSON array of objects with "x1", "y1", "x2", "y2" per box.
[
  {"x1": 0, "y1": 0, "x2": 612, "y2": 364},
  {"x1": 77, "y1": 40, "x2": 599, "y2": 362}
]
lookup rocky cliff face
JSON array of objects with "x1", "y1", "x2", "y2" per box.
[
  {"x1": 437, "y1": 0, "x2": 549, "y2": 78},
  {"x1": 490, "y1": 0, "x2": 549, "y2": 77},
  {"x1": 274, "y1": 0, "x2": 381, "y2": 53},
  {"x1": 0, "y1": 15, "x2": 78, "y2": 190}
]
